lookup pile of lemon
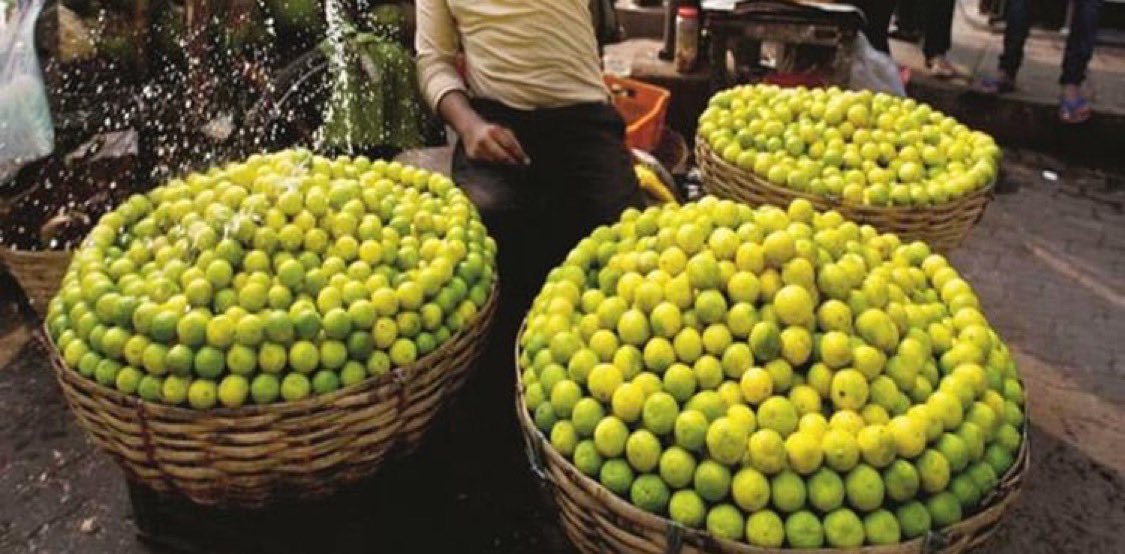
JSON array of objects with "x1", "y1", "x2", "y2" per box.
[
  {"x1": 698, "y1": 85, "x2": 1000, "y2": 207},
  {"x1": 519, "y1": 197, "x2": 1024, "y2": 547},
  {"x1": 46, "y1": 150, "x2": 496, "y2": 409}
]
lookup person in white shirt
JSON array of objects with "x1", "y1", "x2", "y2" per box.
[{"x1": 416, "y1": 0, "x2": 642, "y2": 306}]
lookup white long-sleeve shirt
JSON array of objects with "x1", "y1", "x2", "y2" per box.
[{"x1": 415, "y1": 0, "x2": 609, "y2": 111}]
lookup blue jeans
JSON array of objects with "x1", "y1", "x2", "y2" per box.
[{"x1": 999, "y1": 0, "x2": 1103, "y2": 85}]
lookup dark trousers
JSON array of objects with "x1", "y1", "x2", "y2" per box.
[
  {"x1": 895, "y1": 0, "x2": 921, "y2": 34},
  {"x1": 922, "y1": 0, "x2": 955, "y2": 58},
  {"x1": 453, "y1": 99, "x2": 642, "y2": 313},
  {"x1": 847, "y1": 0, "x2": 898, "y2": 53},
  {"x1": 1000, "y1": 0, "x2": 1103, "y2": 85}
]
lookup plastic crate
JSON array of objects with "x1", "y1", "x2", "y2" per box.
[{"x1": 605, "y1": 75, "x2": 670, "y2": 152}]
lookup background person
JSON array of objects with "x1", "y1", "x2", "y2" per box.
[
  {"x1": 846, "y1": 0, "x2": 899, "y2": 54},
  {"x1": 977, "y1": 0, "x2": 1103, "y2": 123},
  {"x1": 922, "y1": 0, "x2": 957, "y2": 78}
]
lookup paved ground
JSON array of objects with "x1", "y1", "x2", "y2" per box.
[{"x1": 0, "y1": 147, "x2": 1122, "y2": 553}]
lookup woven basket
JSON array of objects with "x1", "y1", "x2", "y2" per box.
[
  {"x1": 695, "y1": 141, "x2": 994, "y2": 252},
  {"x1": 0, "y1": 246, "x2": 72, "y2": 317},
  {"x1": 45, "y1": 281, "x2": 498, "y2": 508},
  {"x1": 515, "y1": 326, "x2": 1029, "y2": 554}
]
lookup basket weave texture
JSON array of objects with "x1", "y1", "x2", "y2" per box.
[
  {"x1": 515, "y1": 325, "x2": 1029, "y2": 554},
  {"x1": 696, "y1": 141, "x2": 994, "y2": 252},
  {"x1": 0, "y1": 246, "x2": 72, "y2": 316},
  {"x1": 46, "y1": 282, "x2": 498, "y2": 508}
]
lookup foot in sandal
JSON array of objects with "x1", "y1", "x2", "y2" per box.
[
  {"x1": 925, "y1": 56, "x2": 958, "y2": 79},
  {"x1": 1059, "y1": 85, "x2": 1093, "y2": 124},
  {"x1": 974, "y1": 71, "x2": 1015, "y2": 95}
]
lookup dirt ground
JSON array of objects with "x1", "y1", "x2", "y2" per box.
[{"x1": 0, "y1": 149, "x2": 1123, "y2": 553}]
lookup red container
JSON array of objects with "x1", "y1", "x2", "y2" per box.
[{"x1": 605, "y1": 75, "x2": 671, "y2": 152}]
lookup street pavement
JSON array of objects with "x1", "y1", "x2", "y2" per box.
[{"x1": 0, "y1": 148, "x2": 1122, "y2": 553}]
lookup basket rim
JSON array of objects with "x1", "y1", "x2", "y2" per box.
[
  {"x1": 514, "y1": 319, "x2": 1030, "y2": 553},
  {"x1": 43, "y1": 279, "x2": 499, "y2": 418},
  {"x1": 694, "y1": 138, "x2": 996, "y2": 215}
]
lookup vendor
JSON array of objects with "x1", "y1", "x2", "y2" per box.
[{"x1": 416, "y1": 0, "x2": 642, "y2": 305}]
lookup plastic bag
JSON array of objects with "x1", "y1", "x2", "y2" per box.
[
  {"x1": 848, "y1": 33, "x2": 906, "y2": 97},
  {"x1": 0, "y1": 0, "x2": 54, "y2": 183}
]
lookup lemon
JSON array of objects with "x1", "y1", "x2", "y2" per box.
[
  {"x1": 588, "y1": 364, "x2": 624, "y2": 402},
  {"x1": 771, "y1": 470, "x2": 807, "y2": 513},
  {"x1": 571, "y1": 398, "x2": 607, "y2": 436},
  {"x1": 739, "y1": 367, "x2": 773, "y2": 404},
  {"x1": 785, "y1": 431, "x2": 824, "y2": 474},
  {"x1": 659, "y1": 446, "x2": 698, "y2": 489},
  {"x1": 757, "y1": 396, "x2": 799, "y2": 436},
  {"x1": 967, "y1": 461, "x2": 999, "y2": 493},
  {"x1": 668, "y1": 490, "x2": 706, "y2": 528},
  {"x1": 852, "y1": 345, "x2": 886, "y2": 379},
  {"x1": 896, "y1": 500, "x2": 932, "y2": 538},
  {"x1": 856, "y1": 309, "x2": 900, "y2": 353},
  {"x1": 965, "y1": 401, "x2": 999, "y2": 441},
  {"x1": 888, "y1": 415, "x2": 926, "y2": 458},
  {"x1": 625, "y1": 429, "x2": 663, "y2": 473},
  {"x1": 573, "y1": 440, "x2": 603, "y2": 477},
  {"x1": 218, "y1": 375, "x2": 250, "y2": 408},
  {"x1": 674, "y1": 409, "x2": 710, "y2": 451},
  {"x1": 798, "y1": 412, "x2": 828, "y2": 439},
  {"x1": 819, "y1": 331, "x2": 852, "y2": 368},
  {"x1": 830, "y1": 369, "x2": 869, "y2": 411},
  {"x1": 250, "y1": 374, "x2": 280, "y2": 404},
  {"x1": 642, "y1": 392, "x2": 679, "y2": 435},
  {"x1": 926, "y1": 491, "x2": 962, "y2": 528},
  {"x1": 731, "y1": 467, "x2": 771, "y2": 512},
  {"x1": 592, "y1": 416, "x2": 628, "y2": 458},
  {"x1": 187, "y1": 379, "x2": 218, "y2": 410},
  {"x1": 784, "y1": 510, "x2": 824, "y2": 548},
  {"x1": 707, "y1": 417, "x2": 751, "y2": 465},
  {"x1": 617, "y1": 309, "x2": 651, "y2": 346},
  {"x1": 916, "y1": 449, "x2": 951, "y2": 493},
  {"x1": 550, "y1": 379, "x2": 583, "y2": 418},
  {"x1": 746, "y1": 510, "x2": 785, "y2": 547},
  {"x1": 864, "y1": 509, "x2": 902, "y2": 545},
  {"x1": 744, "y1": 429, "x2": 784, "y2": 475},
  {"x1": 857, "y1": 425, "x2": 896, "y2": 468},
  {"x1": 611, "y1": 382, "x2": 645, "y2": 422},
  {"x1": 694, "y1": 460, "x2": 732, "y2": 502},
  {"x1": 779, "y1": 326, "x2": 812, "y2": 366},
  {"x1": 884, "y1": 459, "x2": 921, "y2": 502},
  {"x1": 749, "y1": 321, "x2": 782, "y2": 361},
  {"x1": 936, "y1": 432, "x2": 969, "y2": 472},
  {"x1": 707, "y1": 504, "x2": 745, "y2": 541},
  {"x1": 805, "y1": 467, "x2": 844, "y2": 512},
  {"x1": 949, "y1": 474, "x2": 981, "y2": 509},
  {"x1": 821, "y1": 428, "x2": 860, "y2": 472}
]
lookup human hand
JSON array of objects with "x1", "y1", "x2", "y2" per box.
[{"x1": 462, "y1": 121, "x2": 530, "y2": 166}]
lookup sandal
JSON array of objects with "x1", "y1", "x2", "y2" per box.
[
  {"x1": 926, "y1": 57, "x2": 958, "y2": 79},
  {"x1": 974, "y1": 74, "x2": 1015, "y2": 95},
  {"x1": 1059, "y1": 94, "x2": 1092, "y2": 124}
]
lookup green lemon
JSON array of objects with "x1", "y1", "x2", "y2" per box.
[
  {"x1": 598, "y1": 458, "x2": 634, "y2": 496},
  {"x1": 694, "y1": 460, "x2": 732, "y2": 502},
  {"x1": 705, "y1": 503, "x2": 744, "y2": 541}
]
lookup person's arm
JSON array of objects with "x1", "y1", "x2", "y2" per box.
[{"x1": 416, "y1": 0, "x2": 528, "y2": 165}]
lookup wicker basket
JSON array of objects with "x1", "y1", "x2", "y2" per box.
[
  {"x1": 695, "y1": 141, "x2": 994, "y2": 252},
  {"x1": 0, "y1": 246, "x2": 72, "y2": 317},
  {"x1": 45, "y1": 282, "x2": 498, "y2": 508},
  {"x1": 515, "y1": 328, "x2": 1029, "y2": 554}
]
